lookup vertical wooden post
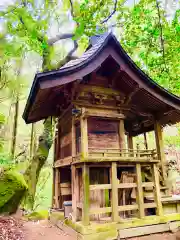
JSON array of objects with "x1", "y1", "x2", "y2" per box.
[
  {"x1": 80, "y1": 116, "x2": 88, "y2": 159},
  {"x1": 152, "y1": 164, "x2": 163, "y2": 216},
  {"x1": 111, "y1": 162, "x2": 119, "y2": 222},
  {"x1": 58, "y1": 124, "x2": 61, "y2": 159},
  {"x1": 52, "y1": 168, "x2": 55, "y2": 208},
  {"x1": 127, "y1": 134, "x2": 133, "y2": 150},
  {"x1": 71, "y1": 165, "x2": 79, "y2": 221},
  {"x1": 144, "y1": 132, "x2": 148, "y2": 150},
  {"x1": 127, "y1": 134, "x2": 133, "y2": 157},
  {"x1": 54, "y1": 168, "x2": 60, "y2": 209},
  {"x1": 72, "y1": 117, "x2": 76, "y2": 157},
  {"x1": 82, "y1": 163, "x2": 90, "y2": 225},
  {"x1": 136, "y1": 163, "x2": 144, "y2": 218},
  {"x1": 154, "y1": 121, "x2": 166, "y2": 182},
  {"x1": 104, "y1": 168, "x2": 109, "y2": 207},
  {"x1": 119, "y1": 119, "x2": 126, "y2": 149}
]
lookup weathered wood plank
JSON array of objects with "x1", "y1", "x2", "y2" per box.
[
  {"x1": 118, "y1": 183, "x2": 137, "y2": 189},
  {"x1": 144, "y1": 202, "x2": 156, "y2": 209},
  {"x1": 111, "y1": 162, "x2": 119, "y2": 222},
  {"x1": 153, "y1": 164, "x2": 163, "y2": 216},
  {"x1": 119, "y1": 223, "x2": 169, "y2": 239},
  {"x1": 89, "y1": 184, "x2": 112, "y2": 191},
  {"x1": 118, "y1": 204, "x2": 138, "y2": 212},
  {"x1": 142, "y1": 182, "x2": 154, "y2": 188},
  {"x1": 136, "y1": 163, "x2": 144, "y2": 218},
  {"x1": 89, "y1": 207, "x2": 112, "y2": 215},
  {"x1": 82, "y1": 164, "x2": 90, "y2": 225}
]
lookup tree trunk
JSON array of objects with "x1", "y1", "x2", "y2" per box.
[
  {"x1": 23, "y1": 117, "x2": 54, "y2": 209},
  {"x1": 30, "y1": 123, "x2": 37, "y2": 158},
  {"x1": 11, "y1": 97, "x2": 19, "y2": 159}
]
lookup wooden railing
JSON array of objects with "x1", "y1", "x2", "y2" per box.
[
  {"x1": 87, "y1": 148, "x2": 158, "y2": 161},
  {"x1": 72, "y1": 148, "x2": 159, "y2": 164},
  {"x1": 77, "y1": 172, "x2": 161, "y2": 222}
]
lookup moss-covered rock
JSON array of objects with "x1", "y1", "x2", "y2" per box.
[
  {"x1": 0, "y1": 170, "x2": 28, "y2": 214},
  {"x1": 50, "y1": 211, "x2": 64, "y2": 223}
]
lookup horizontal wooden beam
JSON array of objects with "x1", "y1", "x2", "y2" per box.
[
  {"x1": 118, "y1": 183, "x2": 137, "y2": 189},
  {"x1": 89, "y1": 207, "x2": 112, "y2": 215},
  {"x1": 82, "y1": 110, "x2": 125, "y2": 120},
  {"x1": 142, "y1": 182, "x2": 154, "y2": 188},
  {"x1": 73, "y1": 100, "x2": 129, "y2": 111},
  {"x1": 78, "y1": 84, "x2": 121, "y2": 96},
  {"x1": 54, "y1": 156, "x2": 72, "y2": 167},
  {"x1": 80, "y1": 157, "x2": 160, "y2": 163},
  {"x1": 144, "y1": 203, "x2": 156, "y2": 209},
  {"x1": 118, "y1": 204, "x2": 138, "y2": 212},
  {"x1": 90, "y1": 184, "x2": 112, "y2": 191}
]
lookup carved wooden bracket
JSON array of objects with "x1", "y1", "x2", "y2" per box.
[
  {"x1": 114, "y1": 95, "x2": 126, "y2": 106},
  {"x1": 88, "y1": 92, "x2": 107, "y2": 105}
]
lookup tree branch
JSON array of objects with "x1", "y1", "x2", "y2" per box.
[
  {"x1": 69, "y1": 0, "x2": 75, "y2": 18},
  {"x1": 101, "y1": 0, "x2": 117, "y2": 24},
  {"x1": 155, "y1": 0, "x2": 168, "y2": 72},
  {"x1": 48, "y1": 33, "x2": 75, "y2": 46},
  {"x1": 66, "y1": 40, "x2": 78, "y2": 59}
]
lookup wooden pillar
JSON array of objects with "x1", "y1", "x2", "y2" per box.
[
  {"x1": 127, "y1": 134, "x2": 133, "y2": 157},
  {"x1": 72, "y1": 117, "x2": 76, "y2": 157},
  {"x1": 144, "y1": 132, "x2": 148, "y2": 150},
  {"x1": 111, "y1": 162, "x2": 119, "y2": 222},
  {"x1": 71, "y1": 165, "x2": 79, "y2": 221},
  {"x1": 154, "y1": 121, "x2": 166, "y2": 182},
  {"x1": 54, "y1": 168, "x2": 60, "y2": 209},
  {"x1": 52, "y1": 168, "x2": 55, "y2": 208},
  {"x1": 119, "y1": 119, "x2": 126, "y2": 150},
  {"x1": 58, "y1": 124, "x2": 61, "y2": 159},
  {"x1": 104, "y1": 168, "x2": 109, "y2": 207},
  {"x1": 136, "y1": 163, "x2": 144, "y2": 218},
  {"x1": 127, "y1": 134, "x2": 133, "y2": 150},
  {"x1": 152, "y1": 164, "x2": 163, "y2": 216},
  {"x1": 80, "y1": 116, "x2": 88, "y2": 159},
  {"x1": 82, "y1": 163, "x2": 90, "y2": 225}
]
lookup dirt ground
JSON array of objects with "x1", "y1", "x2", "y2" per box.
[
  {"x1": 23, "y1": 220, "x2": 177, "y2": 240},
  {"x1": 23, "y1": 220, "x2": 74, "y2": 240}
]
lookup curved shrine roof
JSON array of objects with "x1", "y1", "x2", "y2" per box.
[{"x1": 23, "y1": 32, "x2": 180, "y2": 133}]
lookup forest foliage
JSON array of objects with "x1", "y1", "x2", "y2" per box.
[{"x1": 0, "y1": 0, "x2": 179, "y2": 211}]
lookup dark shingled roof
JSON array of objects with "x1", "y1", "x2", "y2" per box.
[{"x1": 23, "y1": 32, "x2": 180, "y2": 124}]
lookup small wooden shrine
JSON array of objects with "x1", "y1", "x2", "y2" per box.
[{"x1": 23, "y1": 33, "x2": 180, "y2": 239}]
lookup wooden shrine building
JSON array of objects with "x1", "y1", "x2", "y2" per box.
[{"x1": 23, "y1": 33, "x2": 180, "y2": 239}]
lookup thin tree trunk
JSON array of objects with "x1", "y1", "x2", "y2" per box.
[
  {"x1": 11, "y1": 97, "x2": 19, "y2": 159},
  {"x1": 30, "y1": 123, "x2": 37, "y2": 158}
]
